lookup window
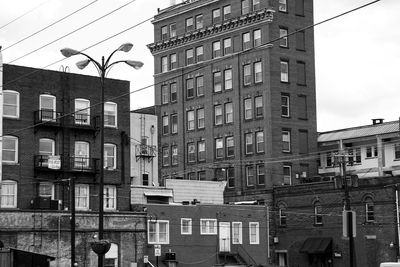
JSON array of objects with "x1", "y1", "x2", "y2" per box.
[
  {"x1": 348, "y1": 148, "x2": 361, "y2": 165},
  {"x1": 105, "y1": 243, "x2": 118, "y2": 267},
  {"x1": 187, "y1": 110, "x2": 195, "y2": 131},
  {"x1": 241, "y1": 0, "x2": 250, "y2": 15},
  {"x1": 162, "y1": 115, "x2": 169, "y2": 135},
  {"x1": 279, "y1": 207, "x2": 287, "y2": 226},
  {"x1": 148, "y1": 220, "x2": 169, "y2": 244},
  {"x1": 196, "y1": 76, "x2": 204, "y2": 96},
  {"x1": 245, "y1": 133, "x2": 254, "y2": 155},
  {"x1": 195, "y1": 14, "x2": 203, "y2": 29},
  {"x1": 215, "y1": 168, "x2": 225, "y2": 181},
  {"x1": 1, "y1": 180, "x2": 17, "y2": 208},
  {"x1": 198, "y1": 141, "x2": 206, "y2": 162},
  {"x1": 170, "y1": 54, "x2": 177, "y2": 70},
  {"x1": 75, "y1": 98, "x2": 90, "y2": 125},
  {"x1": 3, "y1": 136, "x2": 18, "y2": 164},
  {"x1": 162, "y1": 147, "x2": 170, "y2": 166},
  {"x1": 171, "y1": 114, "x2": 178, "y2": 134},
  {"x1": 75, "y1": 184, "x2": 89, "y2": 210},
  {"x1": 296, "y1": 30, "x2": 306, "y2": 51},
  {"x1": 277, "y1": 252, "x2": 288, "y2": 267},
  {"x1": 186, "y1": 78, "x2": 194, "y2": 99},
  {"x1": 223, "y1": 38, "x2": 232, "y2": 55},
  {"x1": 187, "y1": 172, "x2": 195, "y2": 180},
  {"x1": 104, "y1": 185, "x2": 116, "y2": 210},
  {"x1": 244, "y1": 98, "x2": 253, "y2": 120},
  {"x1": 213, "y1": 71, "x2": 222, "y2": 92},
  {"x1": 299, "y1": 130, "x2": 308, "y2": 154},
  {"x1": 255, "y1": 96, "x2": 263, "y2": 118},
  {"x1": 186, "y1": 49, "x2": 194, "y2": 65},
  {"x1": 253, "y1": 29, "x2": 261, "y2": 47},
  {"x1": 104, "y1": 144, "x2": 116, "y2": 170},
  {"x1": 39, "y1": 94, "x2": 56, "y2": 121},
  {"x1": 187, "y1": 142, "x2": 196, "y2": 163},
  {"x1": 185, "y1": 17, "x2": 194, "y2": 31},
  {"x1": 279, "y1": 0, "x2": 287, "y2": 12},
  {"x1": 365, "y1": 197, "x2": 375, "y2": 222},
  {"x1": 226, "y1": 136, "x2": 234, "y2": 157},
  {"x1": 104, "y1": 102, "x2": 117, "y2": 127},
  {"x1": 161, "y1": 26, "x2": 168, "y2": 40},
  {"x1": 395, "y1": 144, "x2": 400, "y2": 159},
  {"x1": 74, "y1": 141, "x2": 89, "y2": 169},
  {"x1": 39, "y1": 138, "x2": 55, "y2": 160},
  {"x1": 39, "y1": 183, "x2": 54, "y2": 198},
  {"x1": 257, "y1": 164, "x2": 265, "y2": 185},
  {"x1": 298, "y1": 95, "x2": 307, "y2": 119},
  {"x1": 212, "y1": 41, "x2": 221, "y2": 58},
  {"x1": 246, "y1": 165, "x2": 255, "y2": 186},
  {"x1": 280, "y1": 60, "x2": 289, "y2": 82},
  {"x1": 170, "y1": 83, "x2": 177, "y2": 102},
  {"x1": 256, "y1": 131, "x2": 264, "y2": 153},
  {"x1": 282, "y1": 130, "x2": 291, "y2": 152},
  {"x1": 253, "y1": 0, "x2": 260, "y2": 10},
  {"x1": 254, "y1": 61, "x2": 262, "y2": 83},
  {"x1": 314, "y1": 202, "x2": 323, "y2": 225},
  {"x1": 197, "y1": 108, "x2": 205, "y2": 129},
  {"x1": 3, "y1": 90, "x2": 19, "y2": 118},
  {"x1": 297, "y1": 61, "x2": 306, "y2": 85},
  {"x1": 223, "y1": 5, "x2": 231, "y2": 20},
  {"x1": 169, "y1": 23, "x2": 176, "y2": 37},
  {"x1": 281, "y1": 95, "x2": 290, "y2": 117},
  {"x1": 366, "y1": 146, "x2": 378, "y2": 158},
  {"x1": 249, "y1": 222, "x2": 259, "y2": 244},
  {"x1": 171, "y1": 146, "x2": 178, "y2": 166},
  {"x1": 243, "y1": 64, "x2": 251, "y2": 85},
  {"x1": 215, "y1": 138, "x2": 224, "y2": 159},
  {"x1": 283, "y1": 165, "x2": 291, "y2": 185},
  {"x1": 280, "y1": 28, "x2": 288, "y2": 47},
  {"x1": 200, "y1": 219, "x2": 217, "y2": 235},
  {"x1": 214, "y1": 105, "x2": 223, "y2": 125},
  {"x1": 227, "y1": 167, "x2": 235, "y2": 188},
  {"x1": 295, "y1": 0, "x2": 305, "y2": 16},
  {"x1": 232, "y1": 222, "x2": 242, "y2": 244},
  {"x1": 225, "y1": 102, "x2": 233, "y2": 123},
  {"x1": 212, "y1": 9, "x2": 221, "y2": 23},
  {"x1": 198, "y1": 171, "x2": 206, "y2": 181},
  {"x1": 161, "y1": 85, "x2": 169, "y2": 104},
  {"x1": 326, "y1": 153, "x2": 334, "y2": 167},
  {"x1": 181, "y1": 218, "x2": 192, "y2": 235},
  {"x1": 243, "y1": 32, "x2": 251, "y2": 50},
  {"x1": 196, "y1": 46, "x2": 204, "y2": 62},
  {"x1": 161, "y1": 56, "x2": 168, "y2": 73}
]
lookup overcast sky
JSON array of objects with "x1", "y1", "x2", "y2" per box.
[{"x1": 0, "y1": 0, "x2": 399, "y2": 132}]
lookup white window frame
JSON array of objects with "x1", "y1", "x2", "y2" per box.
[
  {"x1": 161, "y1": 56, "x2": 168, "y2": 73},
  {"x1": 2, "y1": 135, "x2": 18, "y2": 164},
  {"x1": 365, "y1": 198, "x2": 375, "y2": 222},
  {"x1": 283, "y1": 165, "x2": 292, "y2": 185},
  {"x1": 253, "y1": 29, "x2": 261, "y2": 47},
  {"x1": 197, "y1": 108, "x2": 205, "y2": 129},
  {"x1": 198, "y1": 141, "x2": 206, "y2": 162},
  {"x1": 186, "y1": 49, "x2": 194, "y2": 66},
  {"x1": 200, "y1": 219, "x2": 217, "y2": 235},
  {"x1": 75, "y1": 184, "x2": 89, "y2": 211},
  {"x1": 170, "y1": 53, "x2": 177, "y2": 70},
  {"x1": 279, "y1": 208, "x2": 287, "y2": 226},
  {"x1": 281, "y1": 95, "x2": 290, "y2": 117},
  {"x1": 223, "y1": 38, "x2": 232, "y2": 55},
  {"x1": 280, "y1": 28, "x2": 288, "y2": 47},
  {"x1": 148, "y1": 220, "x2": 170, "y2": 244},
  {"x1": 74, "y1": 141, "x2": 90, "y2": 169},
  {"x1": 39, "y1": 138, "x2": 55, "y2": 167},
  {"x1": 224, "y1": 69, "x2": 233, "y2": 90},
  {"x1": 196, "y1": 46, "x2": 204, "y2": 63},
  {"x1": 181, "y1": 218, "x2": 192, "y2": 235},
  {"x1": 39, "y1": 182, "x2": 54, "y2": 199},
  {"x1": 75, "y1": 98, "x2": 90, "y2": 125},
  {"x1": 39, "y1": 94, "x2": 56, "y2": 121},
  {"x1": 225, "y1": 102, "x2": 233, "y2": 123},
  {"x1": 212, "y1": 41, "x2": 221, "y2": 58},
  {"x1": 254, "y1": 61, "x2": 262, "y2": 83},
  {"x1": 280, "y1": 61, "x2": 289, "y2": 82},
  {"x1": 104, "y1": 143, "x2": 117, "y2": 170},
  {"x1": 223, "y1": 5, "x2": 231, "y2": 20},
  {"x1": 104, "y1": 102, "x2": 117, "y2": 128},
  {"x1": 279, "y1": 0, "x2": 287, "y2": 12},
  {"x1": 245, "y1": 133, "x2": 254, "y2": 155},
  {"x1": 246, "y1": 165, "x2": 254, "y2": 186},
  {"x1": 249, "y1": 222, "x2": 260, "y2": 244},
  {"x1": 169, "y1": 23, "x2": 176, "y2": 38},
  {"x1": 187, "y1": 110, "x2": 195, "y2": 131},
  {"x1": 244, "y1": 98, "x2": 253, "y2": 120},
  {"x1": 104, "y1": 185, "x2": 117, "y2": 210},
  {"x1": 232, "y1": 222, "x2": 242, "y2": 244},
  {"x1": 214, "y1": 105, "x2": 223, "y2": 125},
  {"x1": 3, "y1": 90, "x2": 20, "y2": 119},
  {"x1": 215, "y1": 138, "x2": 224, "y2": 159},
  {"x1": 1, "y1": 180, "x2": 18, "y2": 208},
  {"x1": 282, "y1": 131, "x2": 291, "y2": 152},
  {"x1": 314, "y1": 203, "x2": 323, "y2": 225}
]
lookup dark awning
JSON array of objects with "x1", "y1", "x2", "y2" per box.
[{"x1": 299, "y1": 237, "x2": 332, "y2": 254}]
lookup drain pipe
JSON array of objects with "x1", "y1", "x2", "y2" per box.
[{"x1": 396, "y1": 186, "x2": 400, "y2": 261}]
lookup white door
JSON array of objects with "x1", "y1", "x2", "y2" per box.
[{"x1": 219, "y1": 222, "x2": 231, "y2": 252}]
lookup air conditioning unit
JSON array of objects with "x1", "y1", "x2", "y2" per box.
[
  {"x1": 165, "y1": 252, "x2": 176, "y2": 261},
  {"x1": 31, "y1": 197, "x2": 59, "y2": 210}
]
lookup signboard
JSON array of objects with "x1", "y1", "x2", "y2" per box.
[
  {"x1": 154, "y1": 245, "x2": 161, "y2": 257},
  {"x1": 48, "y1": 156, "x2": 61, "y2": 170},
  {"x1": 143, "y1": 256, "x2": 148, "y2": 263},
  {"x1": 343, "y1": 210, "x2": 356, "y2": 238}
]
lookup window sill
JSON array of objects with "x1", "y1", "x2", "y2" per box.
[
  {"x1": 279, "y1": 46, "x2": 289, "y2": 49},
  {"x1": 282, "y1": 115, "x2": 291, "y2": 119},
  {"x1": 297, "y1": 83, "x2": 307, "y2": 87},
  {"x1": 280, "y1": 81, "x2": 290, "y2": 84},
  {"x1": 314, "y1": 223, "x2": 323, "y2": 227},
  {"x1": 298, "y1": 117, "x2": 308, "y2": 121}
]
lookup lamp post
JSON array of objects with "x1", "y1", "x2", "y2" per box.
[{"x1": 61, "y1": 43, "x2": 143, "y2": 267}]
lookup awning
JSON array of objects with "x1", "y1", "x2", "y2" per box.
[
  {"x1": 143, "y1": 190, "x2": 173, "y2": 197},
  {"x1": 299, "y1": 237, "x2": 332, "y2": 254}
]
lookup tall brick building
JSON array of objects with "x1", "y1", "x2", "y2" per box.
[{"x1": 147, "y1": 0, "x2": 318, "y2": 203}]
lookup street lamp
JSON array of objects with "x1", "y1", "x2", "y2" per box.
[{"x1": 61, "y1": 43, "x2": 143, "y2": 267}]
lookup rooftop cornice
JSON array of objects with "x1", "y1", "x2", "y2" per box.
[{"x1": 147, "y1": 8, "x2": 274, "y2": 54}]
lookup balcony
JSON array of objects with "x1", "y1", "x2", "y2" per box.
[
  {"x1": 66, "y1": 114, "x2": 100, "y2": 132},
  {"x1": 34, "y1": 155, "x2": 99, "y2": 174},
  {"x1": 34, "y1": 109, "x2": 63, "y2": 129},
  {"x1": 135, "y1": 145, "x2": 157, "y2": 161}
]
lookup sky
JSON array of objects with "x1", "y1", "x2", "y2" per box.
[{"x1": 0, "y1": 0, "x2": 399, "y2": 132}]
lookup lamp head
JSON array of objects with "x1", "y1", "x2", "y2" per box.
[
  {"x1": 76, "y1": 59, "x2": 91, "y2": 70},
  {"x1": 60, "y1": 48, "x2": 80, "y2": 58},
  {"x1": 125, "y1": 60, "x2": 144, "y2": 70},
  {"x1": 118, "y1": 43, "x2": 134, "y2": 53}
]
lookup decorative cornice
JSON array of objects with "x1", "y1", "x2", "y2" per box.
[{"x1": 147, "y1": 8, "x2": 275, "y2": 54}]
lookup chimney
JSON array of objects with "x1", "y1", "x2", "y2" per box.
[{"x1": 372, "y1": 118, "x2": 384, "y2": 125}]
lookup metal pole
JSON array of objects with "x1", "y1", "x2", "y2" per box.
[
  {"x1": 70, "y1": 177, "x2": 76, "y2": 267},
  {"x1": 98, "y1": 56, "x2": 105, "y2": 267},
  {"x1": 395, "y1": 187, "x2": 400, "y2": 261}
]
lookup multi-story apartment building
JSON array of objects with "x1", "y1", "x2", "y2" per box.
[
  {"x1": 148, "y1": 0, "x2": 318, "y2": 203},
  {"x1": 0, "y1": 64, "x2": 146, "y2": 266}
]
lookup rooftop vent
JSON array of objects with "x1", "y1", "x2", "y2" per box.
[{"x1": 372, "y1": 118, "x2": 384, "y2": 125}]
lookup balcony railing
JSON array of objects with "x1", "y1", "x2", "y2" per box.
[
  {"x1": 135, "y1": 145, "x2": 157, "y2": 160},
  {"x1": 34, "y1": 155, "x2": 99, "y2": 173},
  {"x1": 34, "y1": 110, "x2": 63, "y2": 126},
  {"x1": 68, "y1": 114, "x2": 100, "y2": 130}
]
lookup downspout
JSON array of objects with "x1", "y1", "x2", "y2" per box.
[
  {"x1": 0, "y1": 46, "x2": 3, "y2": 204},
  {"x1": 396, "y1": 186, "x2": 400, "y2": 261}
]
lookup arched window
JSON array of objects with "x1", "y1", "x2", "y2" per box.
[
  {"x1": 3, "y1": 90, "x2": 20, "y2": 118},
  {"x1": 39, "y1": 94, "x2": 56, "y2": 121},
  {"x1": 365, "y1": 197, "x2": 375, "y2": 222},
  {"x1": 1, "y1": 180, "x2": 18, "y2": 208}
]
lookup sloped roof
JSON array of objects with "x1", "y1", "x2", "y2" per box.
[{"x1": 318, "y1": 120, "x2": 400, "y2": 142}]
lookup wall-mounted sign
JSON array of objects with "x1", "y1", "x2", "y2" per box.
[{"x1": 48, "y1": 156, "x2": 61, "y2": 170}]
